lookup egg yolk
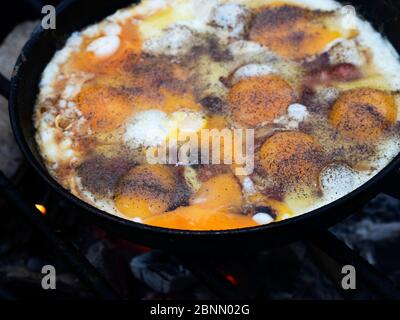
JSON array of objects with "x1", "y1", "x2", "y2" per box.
[
  {"x1": 77, "y1": 86, "x2": 134, "y2": 133},
  {"x1": 249, "y1": 4, "x2": 341, "y2": 60},
  {"x1": 144, "y1": 174, "x2": 256, "y2": 230},
  {"x1": 228, "y1": 75, "x2": 295, "y2": 127},
  {"x1": 70, "y1": 20, "x2": 142, "y2": 74},
  {"x1": 143, "y1": 206, "x2": 257, "y2": 231},
  {"x1": 114, "y1": 165, "x2": 177, "y2": 219},
  {"x1": 258, "y1": 131, "x2": 324, "y2": 189},
  {"x1": 161, "y1": 89, "x2": 203, "y2": 113},
  {"x1": 329, "y1": 88, "x2": 397, "y2": 141},
  {"x1": 190, "y1": 174, "x2": 243, "y2": 211}
]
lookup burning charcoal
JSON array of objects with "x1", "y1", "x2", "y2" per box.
[
  {"x1": 255, "y1": 243, "x2": 347, "y2": 300},
  {"x1": 333, "y1": 194, "x2": 400, "y2": 271},
  {"x1": 85, "y1": 240, "x2": 131, "y2": 295},
  {"x1": 130, "y1": 251, "x2": 195, "y2": 294},
  {"x1": 0, "y1": 254, "x2": 91, "y2": 299}
]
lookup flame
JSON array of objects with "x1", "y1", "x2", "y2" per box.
[{"x1": 35, "y1": 204, "x2": 47, "y2": 215}]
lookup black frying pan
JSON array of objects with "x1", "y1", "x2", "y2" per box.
[{"x1": 2, "y1": 0, "x2": 400, "y2": 254}]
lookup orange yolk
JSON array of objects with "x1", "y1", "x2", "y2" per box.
[
  {"x1": 249, "y1": 4, "x2": 341, "y2": 60},
  {"x1": 258, "y1": 131, "x2": 324, "y2": 188},
  {"x1": 228, "y1": 75, "x2": 295, "y2": 127},
  {"x1": 77, "y1": 83, "x2": 200, "y2": 135},
  {"x1": 144, "y1": 174, "x2": 256, "y2": 230},
  {"x1": 161, "y1": 89, "x2": 202, "y2": 113},
  {"x1": 143, "y1": 206, "x2": 257, "y2": 231},
  {"x1": 119, "y1": 20, "x2": 142, "y2": 51},
  {"x1": 76, "y1": 86, "x2": 134, "y2": 133},
  {"x1": 116, "y1": 197, "x2": 169, "y2": 219},
  {"x1": 329, "y1": 88, "x2": 397, "y2": 141},
  {"x1": 190, "y1": 174, "x2": 243, "y2": 211},
  {"x1": 115, "y1": 165, "x2": 177, "y2": 219}
]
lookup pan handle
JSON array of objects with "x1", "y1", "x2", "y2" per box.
[
  {"x1": 0, "y1": 0, "x2": 44, "y2": 98},
  {"x1": 0, "y1": 1, "x2": 42, "y2": 97},
  {"x1": 0, "y1": 73, "x2": 11, "y2": 101}
]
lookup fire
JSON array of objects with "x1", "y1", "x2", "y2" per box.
[{"x1": 35, "y1": 204, "x2": 47, "y2": 215}]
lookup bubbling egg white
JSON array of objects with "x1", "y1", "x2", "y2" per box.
[
  {"x1": 210, "y1": 3, "x2": 251, "y2": 40},
  {"x1": 86, "y1": 35, "x2": 121, "y2": 58},
  {"x1": 143, "y1": 25, "x2": 195, "y2": 56},
  {"x1": 232, "y1": 63, "x2": 277, "y2": 84},
  {"x1": 123, "y1": 109, "x2": 207, "y2": 148}
]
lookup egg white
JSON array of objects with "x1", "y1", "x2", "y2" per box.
[{"x1": 123, "y1": 109, "x2": 207, "y2": 148}]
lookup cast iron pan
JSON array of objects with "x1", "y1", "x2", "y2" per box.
[{"x1": 2, "y1": 0, "x2": 400, "y2": 254}]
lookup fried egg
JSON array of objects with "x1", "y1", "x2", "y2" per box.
[{"x1": 34, "y1": 0, "x2": 400, "y2": 231}]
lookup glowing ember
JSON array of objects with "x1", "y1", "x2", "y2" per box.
[
  {"x1": 225, "y1": 274, "x2": 238, "y2": 286},
  {"x1": 35, "y1": 204, "x2": 47, "y2": 215}
]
